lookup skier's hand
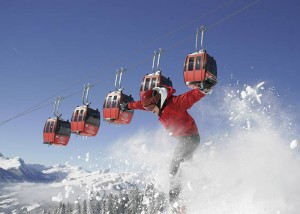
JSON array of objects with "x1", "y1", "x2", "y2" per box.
[
  {"x1": 199, "y1": 80, "x2": 215, "y2": 95},
  {"x1": 120, "y1": 102, "x2": 129, "y2": 112},
  {"x1": 199, "y1": 87, "x2": 213, "y2": 95}
]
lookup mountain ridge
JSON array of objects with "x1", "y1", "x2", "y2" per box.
[
  {"x1": 0, "y1": 152, "x2": 148, "y2": 213},
  {"x1": 0, "y1": 153, "x2": 61, "y2": 183}
]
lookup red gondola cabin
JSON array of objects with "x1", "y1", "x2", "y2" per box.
[
  {"x1": 183, "y1": 50, "x2": 217, "y2": 89},
  {"x1": 71, "y1": 106, "x2": 100, "y2": 136},
  {"x1": 43, "y1": 117, "x2": 71, "y2": 146},
  {"x1": 103, "y1": 90, "x2": 134, "y2": 124},
  {"x1": 140, "y1": 71, "x2": 172, "y2": 99}
]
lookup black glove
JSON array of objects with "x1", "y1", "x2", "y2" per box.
[
  {"x1": 120, "y1": 102, "x2": 130, "y2": 112},
  {"x1": 199, "y1": 87, "x2": 212, "y2": 94},
  {"x1": 199, "y1": 82, "x2": 213, "y2": 94},
  {"x1": 199, "y1": 79, "x2": 216, "y2": 95}
]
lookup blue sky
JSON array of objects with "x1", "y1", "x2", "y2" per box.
[{"x1": 0, "y1": 0, "x2": 300, "y2": 168}]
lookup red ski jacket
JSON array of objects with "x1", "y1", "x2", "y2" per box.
[{"x1": 128, "y1": 86, "x2": 205, "y2": 137}]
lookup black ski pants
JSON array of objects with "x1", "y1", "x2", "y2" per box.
[{"x1": 169, "y1": 134, "x2": 200, "y2": 203}]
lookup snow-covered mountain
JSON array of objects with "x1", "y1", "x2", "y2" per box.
[
  {"x1": 0, "y1": 152, "x2": 145, "y2": 187},
  {"x1": 0, "y1": 153, "x2": 62, "y2": 183},
  {"x1": 0, "y1": 153, "x2": 147, "y2": 213}
]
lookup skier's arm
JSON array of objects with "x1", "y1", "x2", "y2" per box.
[
  {"x1": 172, "y1": 88, "x2": 206, "y2": 111},
  {"x1": 127, "y1": 101, "x2": 147, "y2": 111}
]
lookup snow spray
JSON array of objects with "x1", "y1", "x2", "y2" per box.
[{"x1": 110, "y1": 81, "x2": 300, "y2": 214}]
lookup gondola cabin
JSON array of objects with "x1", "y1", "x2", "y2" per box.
[
  {"x1": 43, "y1": 117, "x2": 71, "y2": 146},
  {"x1": 103, "y1": 90, "x2": 134, "y2": 124},
  {"x1": 183, "y1": 50, "x2": 217, "y2": 89},
  {"x1": 71, "y1": 106, "x2": 100, "y2": 136},
  {"x1": 140, "y1": 71, "x2": 172, "y2": 98}
]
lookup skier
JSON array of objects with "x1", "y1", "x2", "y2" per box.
[{"x1": 120, "y1": 84, "x2": 213, "y2": 211}]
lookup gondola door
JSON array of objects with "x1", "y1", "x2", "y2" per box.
[
  {"x1": 71, "y1": 106, "x2": 86, "y2": 134},
  {"x1": 103, "y1": 91, "x2": 120, "y2": 122},
  {"x1": 184, "y1": 52, "x2": 207, "y2": 85},
  {"x1": 43, "y1": 118, "x2": 56, "y2": 144},
  {"x1": 103, "y1": 93, "x2": 113, "y2": 122}
]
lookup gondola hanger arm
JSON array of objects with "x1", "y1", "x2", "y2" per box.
[
  {"x1": 82, "y1": 83, "x2": 93, "y2": 106},
  {"x1": 115, "y1": 67, "x2": 127, "y2": 91},
  {"x1": 54, "y1": 96, "x2": 63, "y2": 118},
  {"x1": 152, "y1": 48, "x2": 164, "y2": 72},
  {"x1": 196, "y1": 25, "x2": 207, "y2": 52}
]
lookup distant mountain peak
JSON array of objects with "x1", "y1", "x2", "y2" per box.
[{"x1": 0, "y1": 153, "x2": 4, "y2": 158}]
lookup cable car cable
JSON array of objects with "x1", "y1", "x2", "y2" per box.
[
  {"x1": 0, "y1": 0, "x2": 260, "y2": 127},
  {"x1": 163, "y1": 0, "x2": 261, "y2": 52},
  {"x1": 207, "y1": 0, "x2": 261, "y2": 30},
  {"x1": 105, "y1": 0, "x2": 238, "y2": 67},
  {"x1": 79, "y1": 0, "x2": 241, "y2": 88}
]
